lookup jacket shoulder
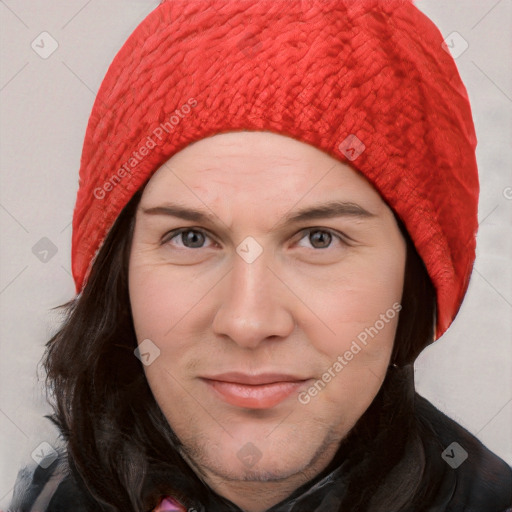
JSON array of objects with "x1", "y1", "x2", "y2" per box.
[
  {"x1": 9, "y1": 451, "x2": 89, "y2": 512},
  {"x1": 415, "y1": 393, "x2": 512, "y2": 511}
]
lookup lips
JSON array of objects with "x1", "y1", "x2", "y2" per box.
[{"x1": 201, "y1": 372, "x2": 310, "y2": 409}]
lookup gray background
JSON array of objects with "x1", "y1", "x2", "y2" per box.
[{"x1": 1, "y1": 0, "x2": 511, "y2": 507}]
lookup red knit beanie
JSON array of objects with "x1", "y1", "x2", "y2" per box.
[{"x1": 71, "y1": 0, "x2": 479, "y2": 340}]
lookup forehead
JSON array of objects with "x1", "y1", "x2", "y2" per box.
[{"x1": 140, "y1": 131, "x2": 387, "y2": 214}]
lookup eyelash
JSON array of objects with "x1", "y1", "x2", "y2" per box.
[{"x1": 161, "y1": 227, "x2": 351, "y2": 250}]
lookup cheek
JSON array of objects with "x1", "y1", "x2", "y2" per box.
[
  {"x1": 129, "y1": 256, "x2": 208, "y2": 342},
  {"x1": 129, "y1": 264, "x2": 201, "y2": 407},
  {"x1": 293, "y1": 250, "x2": 404, "y2": 361},
  {"x1": 298, "y1": 301, "x2": 401, "y2": 418}
]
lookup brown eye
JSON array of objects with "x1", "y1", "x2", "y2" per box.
[
  {"x1": 308, "y1": 230, "x2": 332, "y2": 249},
  {"x1": 296, "y1": 228, "x2": 347, "y2": 250}
]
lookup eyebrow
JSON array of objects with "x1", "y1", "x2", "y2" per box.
[{"x1": 141, "y1": 200, "x2": 375, "y2": 229}]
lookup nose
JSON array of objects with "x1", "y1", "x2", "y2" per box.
[{"x1": 211, "y1": 251, "x2": 296, "y2": 350}]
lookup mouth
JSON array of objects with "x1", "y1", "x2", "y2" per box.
[{"x1": 200, "y1": 372, "x2": 311, "y2": 409}]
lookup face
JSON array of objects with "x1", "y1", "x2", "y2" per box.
[{"x1": 128, "y1": 131, "x2": 406, "y2": 501}]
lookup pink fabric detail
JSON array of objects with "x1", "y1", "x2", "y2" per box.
[{"x1": 153, "y1": 496, "x2": 187, "y2": 512}]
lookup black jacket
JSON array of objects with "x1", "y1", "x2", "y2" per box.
[{"x1": 8, "y1": 394, "x2": 512, "y2": 512}]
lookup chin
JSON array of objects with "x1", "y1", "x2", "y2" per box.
[
  {"x1": 187, "y1": 445, "x2": 310, "y2": 483},
  {"x1": 178, "y1": 423, "x2": 335, "y2": 484}
]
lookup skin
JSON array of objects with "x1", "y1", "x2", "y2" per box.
[{"x1": 128, "y1": 131, "x2": 406, "y2": 511}]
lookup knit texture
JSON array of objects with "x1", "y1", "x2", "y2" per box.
[{"x1": 72, "y1": 0, "x2": 479, "y2": 339}]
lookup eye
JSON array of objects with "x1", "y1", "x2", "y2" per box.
[
  {"x1": 162, "y1": 228, "x2": 215, "y2": 249},
  {"x1": 295, "y1": 228, "x2": 348, "y2": 250},
  {"x1": 161, "y1": 227, "x2": 349, "y2": 251}
]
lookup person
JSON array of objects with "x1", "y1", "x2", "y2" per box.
[{"x1": 9, "y1": 0, "x2": 512, "y2": 511}]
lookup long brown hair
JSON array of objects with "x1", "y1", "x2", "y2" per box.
[{"x1": 43, "y1": 186, "x2": 436, "y2": 511}]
